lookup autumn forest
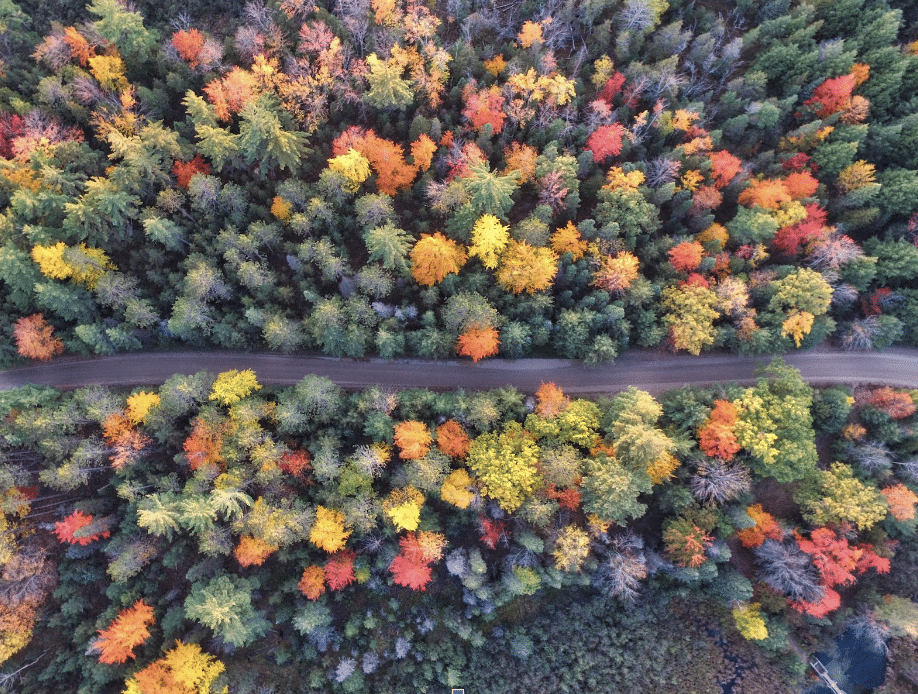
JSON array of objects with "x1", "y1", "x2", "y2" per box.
[{"x1": 2, "y1": 0, "x2": 918, "y2": 691}]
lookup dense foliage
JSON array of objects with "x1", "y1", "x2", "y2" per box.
[
  {"x1": 0, "y1": 362, "x2": 916, "y2": 691},
  {"x1": 3, "y1": 0, "x2": 918, "y2": 366}
]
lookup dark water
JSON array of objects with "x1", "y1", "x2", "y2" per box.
[{"x1": 808, "y1": 627, "x2": 887, "y2": 693}]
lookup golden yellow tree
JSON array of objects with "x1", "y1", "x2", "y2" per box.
[
  {"x1": 496, "y1": 241, "x2": 558, "y2": 294},
  {"x1": 469, "y1": 214, "x2": 510, "y2": 269},
  {"x1": 310, "y1": 506, "x2": 351, "y2": 553},
  {"x1": 410, "y1": 232, "x2": 467, "y2": 286}
]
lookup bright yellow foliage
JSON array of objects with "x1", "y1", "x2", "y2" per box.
[
  {"x1": 310, "y1": 506, "x2": 351, "y2": 553},
  {"x1": 551, "y1": 222, "x2": 588, "y2": 261},
  {"x1": 733, "y1": 603, "x2": 768, "y2": 640},
  {"x1": 440, "y1": 469, "x2": 475, "y2": 509},
  {"x1": 124, "y1": 640, "x2": 227, "y2": 694},
  {"x1": 126, "y1": 392, "x2": 160, "y2": 425},
  {"x1": 592, "y1": 251, "x2": 640, "y2": 294},
  {"x1": 89, "y1": 53, "x2": 130, "y2": 92},
  {"x1": 32, "y1": 242, "x2": 71, "y2": 280},
  {"x1": 470, "y1": 214, "x2": 510, "y2": 269},
  {"x1": 484, "y1": 55, "x2": 506, "y2": 77},
  {"x1": 680, "y1": 169, "x2": 703, "y2": 192},
  {"x1": 604, "y1": 167, "x2": 644, "y2": 191},
  {"x1": 698, "y1": 222, "x2": 729, "y2": 250},
  {"x1": 837, "y1": 160, "x2": 877, "y2": 194},
  {"x1": 383, "y1": 486, "x2": 425, "y2": 531},
  {"x1": 328, "y1": 148, "x2": 371, "y2": 193},
  {"x1": 32, "y1": 243, "x2": 114, "y2": 289},
  {"x1": 782, "y1": 309, "x2": 815, "y2": 347},
  {"x1": 468, "y1": 422, "x2": 541, "y2": 513},
  {"x1": 591, "y1": 55, "x2": 615, "y2": 88},
  {"x1": 661, "y1": 284, "x2": 720, "y2": 355},
  {"x1": 647, "y1": 452, "x2": 680, "y2": 484},
  {"x1": 410, "y1": 232, "x2": 467, "y2": 286},
  {"x1": 496, "y1": 240, "x2": 558, "y2": 294},
  {"x1": 209, "y1": 370, "x2": 261, "y2": 406}
]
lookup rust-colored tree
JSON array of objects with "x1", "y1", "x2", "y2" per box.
[
  {"x1": 390, "y1": 536, "x2": 434, "y2": 590},
  {"x1": 668, "y1": 241, "x2": 704, "y2": 273},
  {"x1": 804, "y1": 74, "x2": 856, "y2": 118},
  {"x1": 182, "y1": 418, "x2": 225, "y2": 472},
  {"x1": 479, "y1": 516, "x2": 507, "y2": 549},
  {"x1": 96, "y1": 600, "x2": 155, "y2": 664},
  {"x1": 697, "y1": 400, "x2": 741, "y2": 460},
  {"x1": 234, "y1": 536, "x2": 278, "y2": 567},
  {"x1": 738, "y1": 178, "x2": 791, "y2": 209},
  {"x1": 393, "y1": 421, "x2": 432, "y2": 460},
  {"x1": 279, "y1": 450, "x2": 313, "y2": 480},
  {"x1": 171, "y1": 29, "x2": 206, "y2": 68},
  {"x1": 173, "y1": 155, "x2": 211, "y2": 189},
  {"x1": 436, "y1": 420, "x2": 471, "y2": 458},
  {"x1": 593, "y1": 251, "x2": 639, "y2": 294},
  {"x1": 783, "y1": 171, "x2": 819, "y2": 199},
  {"x1": 736, "y1": 504, "x2": 783, "y2": 548},
  {"x1": 457, "y1": 327, "x2": 500, "y2": 362},
  {"x1": 663, "y1": 516, "x2": 713, "y2": 568},
  {"x1": 535, "y1": 381, "x2": 569, "y2": 419},
  {"x1": 709, "y1": 150, "x2": 743, "y2": 188},
  {"x1": 410, "y1": 134, "x2": 437, "y2": 171},
  {"x1": 298, "y1": 565, "x2": 326, "y2": 600},
  {"x1": 462, "y1": 84, "x2": 507, "y2": 134},
  {"x1": 13, "y1": 314, "x2": 64, "y2": 361},
  {"x1": 324, "y1": 550, "x2": 356, "y2": 590},
  {"x1": 858, "y1": 387, "x2": 916, "y2": 420}
]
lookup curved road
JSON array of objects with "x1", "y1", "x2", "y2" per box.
[{"x1": 1, "y1": 346, "x2": 917, "y2": 395}]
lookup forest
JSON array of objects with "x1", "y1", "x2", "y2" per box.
[
  {"x1": 1, "y1": 0, "x2": 918, "y2": 691},
  {"x1": 0, "y1": 364, "x2": 915, "y2": 693}
]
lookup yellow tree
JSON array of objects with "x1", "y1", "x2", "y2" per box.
[
  {"x1": 593, "y1": 252, "x2": 639, "y2": 294},
  {"x1": 550, "y1": 222, "x2": 587, "y2": 261},
  {"x1": 328, "y1": 148, "x2": 371, "y2": 193},
  {"x1": 124, "y1": 641, "x2": 226, "y2": 694},
  {"x1": 310, "y1": 506, "x2": 351, "y2": 553},
  {"x1": 126, "y1": 392, "x2": 160, "y2": 425},
  {"x1": 410, "y1": 232, "x2": 467, "y2": 286},
  {"x1": 661, "y1": 283, "x2": 720, "y2": 355},
  {"x1": 469, "y1": 214, "x2": 509, "y2": 269},
  {"x1": 496, "y1": 241, "x2": 558, "y2": 294},
  {"x1": 209, "y1": 370, "x2": 261, "y2": 406},
  {"x1": 383, "y1": 486, "x2": 425, "y2": 531}
]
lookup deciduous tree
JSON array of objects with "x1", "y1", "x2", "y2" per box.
[
  {"x1": 13, "y1": 314, "x2": 64, "y2": 361},
  {"x1": 586, "y1": 124, "x2": 626, "y2": 163},
  {"x1": 436, "y1": 420, "x2": 470, "y2": 458},
  {"x1": 393, "y1": 421, "x2": 432, "y2": 460},
  {"x1": 310, "y1": 506, "x2": 351, "y2": 553},
  {"x1": 96, "y1": 600, "x2": 155, "y2": 664},
  {"x1": 469, "y1": 214, "x2": 509, "y2": 269},
  {"x1": 457, "y1": 327, "x2": 500, "y2": 362},
  {"x1": 468, "y1": 422, "x2": 541, "y2": 513},
  {"x1": 410, "y1": 232, "x2": 467, "y2": 286},
  {"x1": 496, "y1": 241, "x2": 558, "y2": 294}
]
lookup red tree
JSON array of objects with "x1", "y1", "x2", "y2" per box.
[
  {"x1": 0, "y1": 112, "x2": 24, "y2": 159},
  {"x1": 173, "y1": 155, "x2": 211, "y2": 189},
  {"x1": 600, "y1": 72, "x2": 626, "y2": 103},
  {"x1": 697, "y1": 400, "x2": 740, "y2": 460},
  {"x1": 772, "y1": 204, "x2": 828, "y2": 256},
  {"x1": 586, "y1": 124, "x2": 626, "y2": 163},
  {"x1": 859, "y1": 387, "x2": 916, "y2": 420},
  {"x1": 13, "y1": 314, "x2": 64, "y2": 361},
  {"x1": 804, "y1": 74, "x2": 856, "y2": 118},
  {"x1": 279, "y1": 450, "x2": 313, "y2": 480},
  {"x1": 479, "y1": 516, "x2": 507, "y2": 549},
  {"x1": 546, "y1": 484, "x2": 581, "y2": 510},
  {"x1": 55, "y1": 511, "x2": 109, "y2": 545},
  {"x1": 390, "y1": 552, "x2": 433, "y2": 591},
  {"x1": 324, "y1": 550, "x2": 356, "y2": 590},
  {"x1": 462, "y1": 85, "x2": 507, "y2": 134}
]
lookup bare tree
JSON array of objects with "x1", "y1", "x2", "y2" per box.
[{"x1": 754, "y1": 538, "x2": 824, "y2": 604}]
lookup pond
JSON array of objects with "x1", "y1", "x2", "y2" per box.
[{"x1": 806, "y1": 626, "x2": 887, "y2": 694}]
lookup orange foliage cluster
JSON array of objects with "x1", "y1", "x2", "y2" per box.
[
  {"x1": 171, "y1": 29, "x2": 206, "y2": 68},
  {"x1": 857, "y1": 386, "x2": 917, "y2": 420},
  {"x1": 546, "y1": 483, "x2": 581, "y2": 510},
  {"x1": 535, "y1": 381, "x2": 569, "y2": 419},
  {"x1": 13, "y1": 314, "x2": 64, "y2": 361},
  {"x1": 410, "y1": 134, "x2": 437, "y2": 171},
  {"x1": 457, "y1": 326, "x2": 500, "y2": 362},
  {"x1": 110, "y1": 427, "x2": 151, "y2": 471},
  {"x1": 663, "y1": 520, "x2": 713, "y2": 568},
  {"x1": 393, "y1": 421, "x2": 432, "y2": 460},
  {"x1": 882, "y1": 484, "x2": 918, "y2": 522},
  {"x1": 234, "y1": 536, "x2": 278, "y2": 567},
  {"x1": 697, "y1": 400, "x2": 741, "y2": 460},
  {"x1": 551, "y1": 221, "x2": 587, "y2": 261},
  {"x1": 783, "y1": 170, "x2": 819, "y2": 199},
  {"x1": 63, "y1": 26, "x2": 92, "y2": 66},
  {"x1": 410, "y1": 232, "x2": 467, "y2": 286},
  {"x1": 324, "y1": 550, "x2": 356, "y2": 590},
  {"x1": 172, "y1": 155, "x2": 211, "y2": 189},
  {"x1": 668, "y1": 241, "x2": 704, "y2": 273},
  {"x1": 462, "y1": 84, "x2": 507, "y2": 134},
  {"x1": 332, "y1": 126, "x2": 417, "y2": 195},
  {"x1": 709, "y1": 150, "x2": 743, "y2": 188},
  {"x1": 298, "y1": 565, "x2": 326, "y2": 600},
  {"x1": 279, "y1": 450, "x2": 312, "y2": 479},
  {"x1": 204, "y1": 67, "x2": 257, "y2": 121},
  {"x1": 690, "y1": 185, "x2": 723, "y2": 215},
  {"x1": 96, "y1": 600, "x2": 155, "y2": 664},
  {"x1": 436, "y1": 420, "x2": 471, "y2": 457},
  {"x1": 736, "y1": 504, "x2": 783, "y2": 548},
  {"x1": 586, "y1": 124, "x2": 626, "y2": 163},
  {"x1": 54, "y1": 510, "x2": 109, "y2": 545},
  {"x1": 738, "y1": 178, "x2": 792, "y2": 209},
  {"x1": 182, "y1": 418, "x2": 225, "y2": 472},
  {"x1": 503, "y1": 142, "x2": 538, "y2": 184},
  {"x1": 772, "y1": 203, "x2": 828, "y2": 256}
]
